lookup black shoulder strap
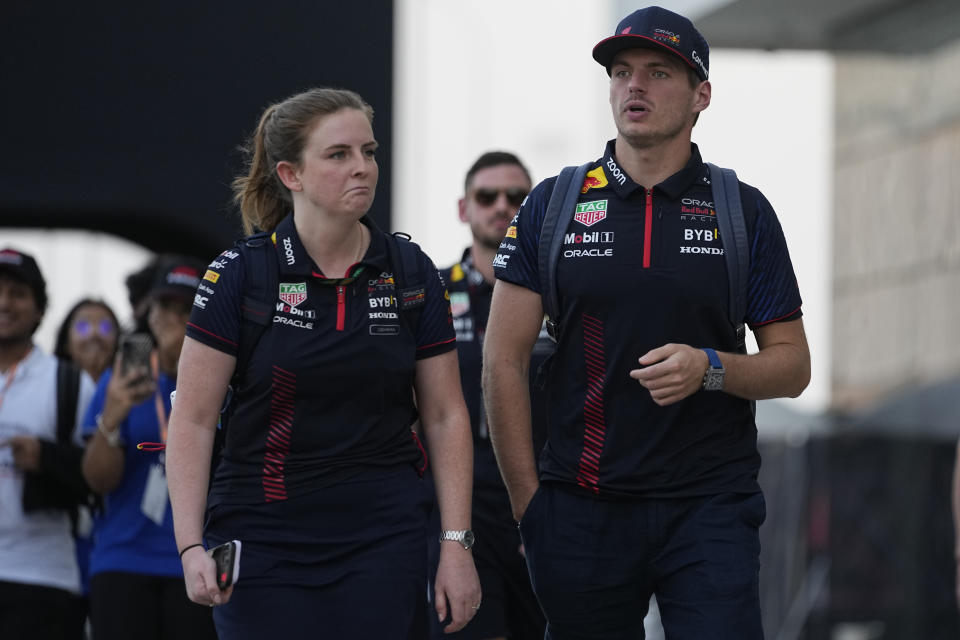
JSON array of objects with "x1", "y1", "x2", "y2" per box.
[
  {"x1": 538, "y1": 162, "x2": 592, "y2": 341},
  {"x1": 210, "y1": 233, "x2": 277, "y2": 479},
  {"x1": 236, "y1": 232, "x2": 277, "y2": 380},
  {"x1": 384, "y1": 231, "x2": 426, "y2": 335},
  {"x1": 707, "y1": 162, "x2": 749, "y2": 353},
  {"x1": 56, "y1": 359, "x2": 82, "y2": 443}
]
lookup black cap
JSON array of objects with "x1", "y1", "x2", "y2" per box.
[
  {"x1": 0, "y1": 247, "x2": 48, "y2": 313},
  {"x1": 592, "y1": 6, "x2": 709, "y2": 81},
  {"x1": 147, "y1": 257, "x2": 204, "y2": 301}
]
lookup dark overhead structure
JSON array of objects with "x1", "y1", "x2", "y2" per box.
[
  {"x1": 0, "y1": 2, "x2": 394, "y2": 259},
  {"x1": 695, "y1": 0, "x2": 960, "y2": 54}
]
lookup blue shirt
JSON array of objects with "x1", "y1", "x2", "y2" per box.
[{"x1": 82, "y1": 369, "x2": 182, "y2": 577}]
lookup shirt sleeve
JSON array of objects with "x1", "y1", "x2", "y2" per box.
[
  {"x1": 745, "y1": 189, "x2": 804, "y2": 327},
  {"x1": 414, "y1": 249, "x2": 456, "y2": 360},
  {"x1": 493, "y1": 178, "x2": 555, "y2": 293},
  {"x1": 185, "y1": 248, "x2": 246, "y2": 355}
]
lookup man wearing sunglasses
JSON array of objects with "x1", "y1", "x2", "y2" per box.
[
  {"x1": 483, "y1": 6, "x2": 811, "y2": 639},
  {"x1": 431, "y1": 152, "x2": 549, "y2": 640}
]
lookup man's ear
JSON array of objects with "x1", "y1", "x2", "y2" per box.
[
  {"x1": 458, "y1": 197, "x2": 468, "y2": 223},
  {"x1": 276, "y1": 161, "x2": 301, "y2": 191},
  {"x1": 693, "y1": 80, "x2": 711, "y2": 114}
]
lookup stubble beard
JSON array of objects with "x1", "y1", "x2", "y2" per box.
[
  {"x1": 475, "y1": 230, "x2": 503, "y2": 252},
  {"x1": 471, "y1": 219, "x2": 508, "y2": 252},
  {"x1": 617, "y1": 116, "x2": 687, "y2": 150}
]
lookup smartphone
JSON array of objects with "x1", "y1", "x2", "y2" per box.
[
  {"x1": 209, "y1": 540, "x2": 241, "y2": 589},
  {"x1": 119, "y1": 332, "x2": 154, "y2": 380}
]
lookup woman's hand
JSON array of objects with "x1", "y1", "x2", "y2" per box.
[
  {"x1": 181, "y1": 545, "x2": 233, "y2": 607},
  {"x1": 434, "y1": 544, "x2": 481, "y2": 633}
]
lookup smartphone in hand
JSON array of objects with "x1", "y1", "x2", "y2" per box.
[
  {"x1": 119, "y1": 332, "x2": 154, "y2": 381},
  {"x1": 209, "y1": 540, "x2": 241, "y2": 589}
]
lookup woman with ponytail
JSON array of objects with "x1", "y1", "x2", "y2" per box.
[{"x1": 164, "y1": 88, "x2": 480, "y2": 639}]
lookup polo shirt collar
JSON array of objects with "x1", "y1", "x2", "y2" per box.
[
  {"x1": 657, "y1": 143, "x2": 708, "y2": 200},
  {"x1": 599, "y1": 140, "x2": 708, "y2": 200},
  {"x1": 599, "y1": 140, "x2": 643, "y2": 199},
  {"x1": 271, "y1": 213, "x2": 391, "y2": 279}
]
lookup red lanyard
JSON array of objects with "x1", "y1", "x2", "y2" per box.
[{"x1": 0, "y1": 359, "x2": 22, "y2": 413}]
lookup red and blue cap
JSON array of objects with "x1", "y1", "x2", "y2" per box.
[
  {"x1": 592, "y1": 6, "x2": 709, "y2": 81},
  {"x1": 148, "y1": 257, "x2": 204, "y2": 301}
]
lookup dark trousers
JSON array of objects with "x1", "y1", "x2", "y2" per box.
[
  {"x1": 519, "y1": 485, "x2": 766, "y2": 640},
  {"x1": 89, "y1": 571, "x2": 217, "y2": 640},
  {"x1": 0, "y1": 579, "x2": 83, "y2": 640}
]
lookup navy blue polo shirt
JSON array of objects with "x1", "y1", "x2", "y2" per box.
[
  {"x1": 495, "y1": 141, "x2": 802, "y2": 499},
  {"x1": 186, "y1": 214, "x2": 455, "y2": 506},
  {"x1": 441, "y1": 249, "x2": 554, "y2": 500}
]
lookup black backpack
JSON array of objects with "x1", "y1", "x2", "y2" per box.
[
  {"x1": 209, "y1": 230, "x2": 428, "y2": 472},
  {"x1": 22, "y1": 360, "x2": 95, "y2": 530},
  {"x1": 537, "y1": 162, "x2": 749, "y2": 352}
]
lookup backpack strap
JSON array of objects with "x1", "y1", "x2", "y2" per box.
[
  {"x1": 707, "y1": 163, "x2": 749, "y2": 353},
  {"x1": 210, "y1": 232, "x2": 277, "y2": 478},
  {"x1": 384, "y1": 231, "x2": 426, "y2": 336},
  {"x1": 56, "y1": 359, "x2": 81, "y2": 443},
  {"x1": 236, "y1": 232, "x2": 277, "y2": 379},
  {"x1": 538, "y1": 162, "x2": 592, "y2": 341}
]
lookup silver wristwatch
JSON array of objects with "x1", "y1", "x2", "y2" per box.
[
  {"x1": 439, "y1": 529, "x2": 476, "y2": 550},
  {"x1": 700, "y1": 348, "x2": 725, "y2": 391}
]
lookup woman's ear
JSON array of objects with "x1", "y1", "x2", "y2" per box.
[{"x1": 276, "y1": 161, "x2": 302, "y2": 191}]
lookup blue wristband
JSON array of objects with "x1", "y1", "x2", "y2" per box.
[{"x1": 701, "y1": 348, "x2": 722, "y2": 369}]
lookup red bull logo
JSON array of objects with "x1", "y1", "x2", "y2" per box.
[{"x1": 580, "y1": 166, "x2": 609, "y2": 194}]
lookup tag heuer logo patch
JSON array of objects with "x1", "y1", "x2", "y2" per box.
[
  {"x1": 574, "y1": 200, "x2": 608, "y2": 227},
  {"x1": 279, "y1": 282, "x2": 307, "y2": 308}
]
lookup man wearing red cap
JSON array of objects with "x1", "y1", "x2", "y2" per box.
[{"x1": 483, "y1": 6, "x2": 810, "y2": 638}]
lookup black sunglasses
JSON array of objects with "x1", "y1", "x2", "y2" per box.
[{"x1": 472, "y1": 187, "x2": 529, "y2": 208}]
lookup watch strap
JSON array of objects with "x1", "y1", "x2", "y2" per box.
[{"x1": 701, "y1": 348, "x2": 722, "y2": 369}]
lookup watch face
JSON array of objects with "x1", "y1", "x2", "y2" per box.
[
  {"x1": 704, "y1": 369, "x2": 725, "y2": 391},
  {"x1": 462, "y1": 530, "x2": 476, "y2": 549}
]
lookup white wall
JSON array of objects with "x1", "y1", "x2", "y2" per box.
[{"x1": 394, "y1": 1, "x2": 833, "y2": 413}]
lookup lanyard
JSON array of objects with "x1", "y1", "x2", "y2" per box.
[
  {"x1": 0, "y1": 352, "x2": 28, "y2": 414},
  {"x1": 0, "y1": 362, "x2": 20, "y2": 413}
]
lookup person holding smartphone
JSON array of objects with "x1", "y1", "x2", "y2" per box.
[
  {"x1": 81, "y1": 256, "x2": 216, "y2": 640},
  {"x1": 164, "y1": 87, "x2": 480, "y2": 640}
]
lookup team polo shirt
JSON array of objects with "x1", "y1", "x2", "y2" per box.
[
  {"x1": 495, "y1": 141, "x2": 802, "y2": 498},
  {"x1": 186, "y1": 214, "x2": 455, "y2": 506},
  {"x1": 442, "y1": 249, "x2": 554, "y2": 499}
]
